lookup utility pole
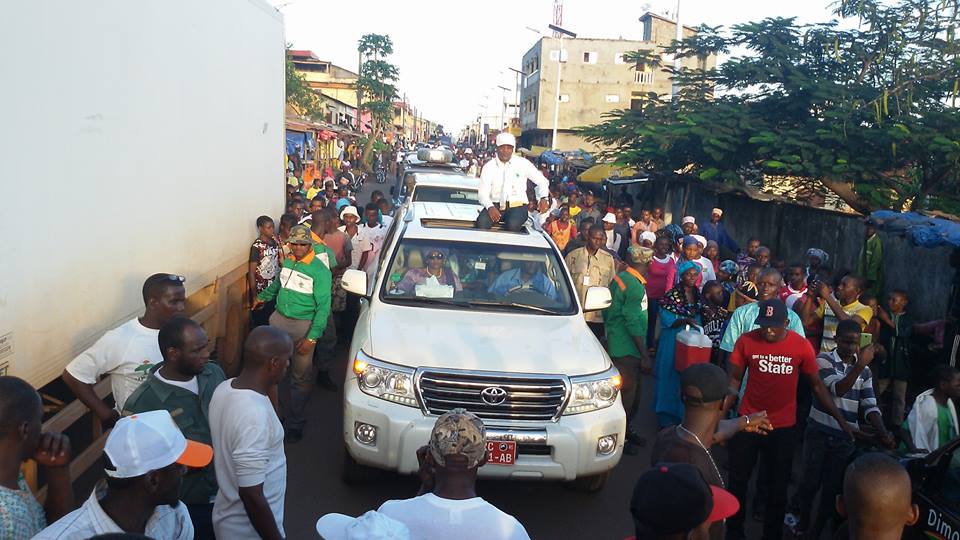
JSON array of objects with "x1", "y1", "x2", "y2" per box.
[
  {"x1": 548, "y1": 24, "x2": 576, "y2": 151},
  {"x1": 672, "y1": 0, "x2": 682, "y2": 100},
  {"x1": 356, "y1": 50, "x2": 363, "y2": 133}
]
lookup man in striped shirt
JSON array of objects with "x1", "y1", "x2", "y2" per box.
[{"x1": 794, "y1": 319, "x2": 894, "y2": 539}]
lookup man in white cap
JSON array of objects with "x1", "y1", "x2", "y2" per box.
[
  {"x1": 700, "y1": 207, "x2": 740, "y2": 258},
  {"x1": 681, "y1": 215, "x2": 697, "y2": 236},
  {"x1": 476, "y1": 132, "x2": 550, "y2": 232},
  {"x1": 35, "y1": 410, "x2": 211, "y2": 539},
  {"x1": 339, "y1": 205, "x2": 373, "y2": 271},
  {"x1": 316, "y1": 510, "x2": 411, "y2": 540}
]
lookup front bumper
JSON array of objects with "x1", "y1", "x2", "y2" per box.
[{"x1": 343, "y1": 376, "x2": 626, "y2": 481}]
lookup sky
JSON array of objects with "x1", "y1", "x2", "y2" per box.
[{"x1": 273, "y1": 0, "x2": 841, "y2": 133}]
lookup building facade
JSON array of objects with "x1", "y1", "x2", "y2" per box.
[{"x1": 518, "y1": 12, "x2": 716, "y2": 152}]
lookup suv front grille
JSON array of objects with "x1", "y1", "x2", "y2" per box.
[{"x1": 417, "y1": 371, "x2": 568, "y2": 421}]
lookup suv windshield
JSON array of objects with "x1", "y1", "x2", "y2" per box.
[
  {"x1": 412, "y1": 186, "x2": 479, "y2": 204},
  {"x1": 380, "y1": 238, "x2": 576, "y2": 315}
]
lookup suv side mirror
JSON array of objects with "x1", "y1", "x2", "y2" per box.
[
  {"x1": 341, "y1": 269, "x2": 369, "y2": 297},
  {"x1": 583, "y1": 286, "x2": 612, "y2": 312}
]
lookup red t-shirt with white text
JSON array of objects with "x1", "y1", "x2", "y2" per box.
[{"x1": 730, "y1": 329, "x2": 817, "y2": 428}]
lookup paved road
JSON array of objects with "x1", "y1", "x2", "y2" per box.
[{"x1": 282, "y1": 340, "x2": 660, "y2": 540}]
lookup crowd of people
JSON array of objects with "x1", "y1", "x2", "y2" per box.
[{"x1": 1, "y1": 133, "x2": 957, "y2": 540}]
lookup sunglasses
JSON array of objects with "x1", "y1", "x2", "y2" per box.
[
  {"x1": 164, "y1": 274, "x2": 186, "y2": 283},
  {"x1": 427, "y1": 253, "x2": 445, "y2": 260}
]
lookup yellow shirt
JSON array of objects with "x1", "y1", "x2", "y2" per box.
[{"x1": 817, "y1": 299, "x2": 873, "y2": 352}]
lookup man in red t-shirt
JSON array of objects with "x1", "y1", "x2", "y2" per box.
[{"x1": 724, "y1": 299, "x2": 853, "y2": 540}]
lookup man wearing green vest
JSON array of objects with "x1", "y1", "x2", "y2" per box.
[
  {"x1": 605, "y1": 244, "x2": 654, "y2": 454},
  {"x1": 858, "y1": 218, "x2": 884, "y2": 298},
  {"x1": 253, "y1": 224, "x2": 331, "y2": 443},
  {"x1": 123, "y1": 317, "x2": 225, "y2": 539}
]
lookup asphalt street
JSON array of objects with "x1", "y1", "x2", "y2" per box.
[{"x1": 282, "y1": 342, "x2": 660, "y2": 540}]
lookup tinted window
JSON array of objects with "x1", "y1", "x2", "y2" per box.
[{"x1": 412, "y1": 186, "x2": 479, "y2": 204}]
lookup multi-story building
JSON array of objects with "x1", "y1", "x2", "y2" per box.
[
  {"x1": 518, "y1": 12, "x2": 716, "y2": 152},
  {"x1": 289, "y1": 49, "x2": 360, "y2": 128}
]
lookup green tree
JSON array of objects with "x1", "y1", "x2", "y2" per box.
[
  {"x1": 582, "y1": 0, "x2": 960, "y2": 214},
  {"x1": 356, "y1": 34, "x2": 399, "y2": 170}
]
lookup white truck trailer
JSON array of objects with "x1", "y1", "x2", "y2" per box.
[{"x1": 0, "y1": 0, "x2": 286, "y2": 388}]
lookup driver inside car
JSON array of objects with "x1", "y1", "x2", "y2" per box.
[
  {"x1": 488, "y1": 260, "x2": 558, "y2": 301},
  {"x1": 397, "y1": 248, "x2": 463, "y2": 295}
]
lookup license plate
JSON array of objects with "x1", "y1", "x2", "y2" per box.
[{"x1": 486, "y1": 440, "x2": 517, "y2": 466}]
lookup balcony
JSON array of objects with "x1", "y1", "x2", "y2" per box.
[{"x1": 634, "y1": 71, "x2": 655, "y2": 85}]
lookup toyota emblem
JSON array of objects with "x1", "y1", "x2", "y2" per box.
[{"x1": 480, "y1": 386, "x2": 507, "y2": 405}]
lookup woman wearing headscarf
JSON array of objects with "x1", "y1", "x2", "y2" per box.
[
  {"x1": 653, "y1": 260, "x2": 703, "y2": 427},
  {"x1": 805, "y1": 248, "x2": 829, "y2": 282}
]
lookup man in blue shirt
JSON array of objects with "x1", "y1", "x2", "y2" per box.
[
  {"x1": 488, "y1": 261, "x2": 558, "y2": 301},
  {"x1": 700, "y1": 208, "x2": 739, "y2": 258}
]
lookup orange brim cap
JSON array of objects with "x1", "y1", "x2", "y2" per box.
[
  {"x1": 176, "y1": 439, "x2": 213, "y2": 468},
  {"x1": 708, "y1": 486, "x2": 740, "y2": 523}
]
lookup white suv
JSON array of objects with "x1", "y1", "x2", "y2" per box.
[{"x1": 339, "y1": 201, "x2": 625, "y2": 491}]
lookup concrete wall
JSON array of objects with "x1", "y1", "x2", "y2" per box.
[{"x1": 624, "y1": 179, "x2": 954, "y2": 321}]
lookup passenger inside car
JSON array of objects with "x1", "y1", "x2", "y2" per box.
[
  {"x1": 488, "y1": 260, "x2": 558, "y2": 301},
  {"x1": 395, "y1": 248, "x2": 462, "y2": 296}
]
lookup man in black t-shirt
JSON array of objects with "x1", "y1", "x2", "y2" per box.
[{"x1": 652, "y1": 364, "x2": 772, "y2": 540}]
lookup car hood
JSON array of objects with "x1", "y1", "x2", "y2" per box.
[{"x1": 364, "y1": 303, "x2": 609, "y2": 376}]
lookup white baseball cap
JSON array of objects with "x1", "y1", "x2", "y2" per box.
[
  {"x1": 104, "y1": 410, "x2": 213, "y2": 478},
  {"x1": 495, "y1": 132, "x2": 516, "y2": 148},
  {"x1": 602, "y1": 212, "x2": 618, "y2": 224},
  {"x1": 340, "y1": 205, "x2": 361, "y2": 220},
  {"x1": 681, "y1": 216, "x2": 696, "y2": 225},
  {"x1": 640, "y1": 231, "x2": 657, "y2": 243},
  {"x1": 316, "y1": 511, "x2": 411, "y2": 540},
  {"x1": 692, "y1": 234, "x2": 707, "y2": 248}
]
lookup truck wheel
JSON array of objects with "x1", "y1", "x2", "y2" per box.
[
  {"x1": 566, "y1": 471, "x2": 609, "y2": 493},
  {"x1": 341, "y1": 448, "x2": 381, "y2": 485}
]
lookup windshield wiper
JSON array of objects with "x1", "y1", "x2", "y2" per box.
[{"x1": 461, "y1": 300, "x2": 562, "y2": 315}]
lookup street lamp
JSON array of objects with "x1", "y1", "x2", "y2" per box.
[
  {"x1": 497, "y1": 85, "x2": 510, "y2": 133},
  {"x1": 547, "y1": 23, "x2": 576, "y2": 151},
  {"x1": 507, "y1": 67, "x2": 523, "y2": 121}
]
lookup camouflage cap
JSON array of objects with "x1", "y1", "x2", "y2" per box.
[
  {"x1": 288, "y1": 225, "x2": 313, "y2": 245},
  {"x1": 429, "y1": 408, "x2": 486, "y2": 469}
]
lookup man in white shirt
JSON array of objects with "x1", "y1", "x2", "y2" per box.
[
  {"x1": 361, "y1": 202, "x2": 389, "y2": 278},
  {"x1": 209, "y1": 326, "x2": 293, "y2": 540},
  {"x1": 377, "y1": 409, "x2": 531, "y2": 540},
  {"x1": 476, "y1": 132, "x2": 550, "y2": 232},
  {"x1": 62, "y1": 273, "x2": 187, "y2": 428},
  {"x1": 35, "y1": 410, "x2": 211, "y2": 540}
]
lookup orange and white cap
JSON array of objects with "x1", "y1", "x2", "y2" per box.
[{"x1": 104, "y1": 410, "x2": 213, "y2": 478}]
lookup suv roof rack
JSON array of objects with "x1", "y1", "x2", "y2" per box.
[{"x1": 417, "y1": 218, "x2": 530, "y2": 234}]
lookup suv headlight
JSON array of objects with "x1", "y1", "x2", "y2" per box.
[
  {"x1": 352, "y1": 351, "x2": 418, "y2": 408},
  {"x1": 563, "y1": 366, "x2": 622, "y2": 415}
]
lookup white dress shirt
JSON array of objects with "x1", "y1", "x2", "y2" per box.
[{"x1": 478, "y1": 155, "x2": 550, "y2": 209}]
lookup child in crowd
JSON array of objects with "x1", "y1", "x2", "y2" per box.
[
  {"x1": 704, "y1": 241, "x2": 720, "y2": 274},
  {"x1": 646, "y1": 236, "x2": 676, "y2": 351},
  {"x1": 875, "y1": 290, "x2": 913, "y2": 427},
  {"x1": 861, "y1": 293, "x2": 882, "y2": 344},
  {"x1": 779, "y1": 263, "x2": 808, "y2": 310},
  {"x1": 699, "y1": 280, "x2": 730, "y2": 365}
]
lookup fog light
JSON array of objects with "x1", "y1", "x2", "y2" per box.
[
  {"x1": 597, "y1": 434, "x2": 617, "y2": 455},
  {"x1": 354, "y1": 422, "x2": 377, "y2": 446}
]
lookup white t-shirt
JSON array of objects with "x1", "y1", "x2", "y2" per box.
[
  {"x1": 209, "y1": 380, "x2": 286, "y2": 539},
  {"x1": 154, "y1": 371, "x2": 199, "y2": 395},
  {"x1": 377, "y1": 493, "x2": 530, "y2": 540},
  {"x1": 360, "y1": 223, "x2": 388, "y2": 270},
  {"x1": 339, "y1": 225, "x2": 374, "y2": 270},
  {"x1": 65, "y1": 318, "x2": 162, "y2": 411}
]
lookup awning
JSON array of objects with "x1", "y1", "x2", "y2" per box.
[
  {"x1": 527, "y1": 145, "x2": 551, "y2": 158},
  {"x1": 540, "y1": 150, "x2": 564, "y2": 166},
  {"x1": 577, "y1": 163, "x2": 638, "y2": 183}
]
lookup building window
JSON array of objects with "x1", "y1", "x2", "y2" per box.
[
  {"x1": 559, "y1": 94, "x2": 570, "y2": 103},
  {"x1": 630, "y1": 91, "x2": 644, "y2": 111},
  {"x1": 634, "y1": 71, "x2": 655, "y2": 84},
  {"x1": 548, "y1": 49, "x2": 568, "y2": 62},
  {"x1": 583, "y1": 51, "x2": 598, "y2": 64},
  {"x1": 614, "y1": 52, "x2": 627, "y2": 64},
  {"x1": 605, "y1": 94, "x2": 620, "y2": 103}
]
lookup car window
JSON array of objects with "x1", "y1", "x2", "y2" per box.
[
  {"x1": 380, "y1": 238, "x2": 576, "y2": 314},
  {"x1": 412, "y1": 186, "x2": 479, "y2": 204}
]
